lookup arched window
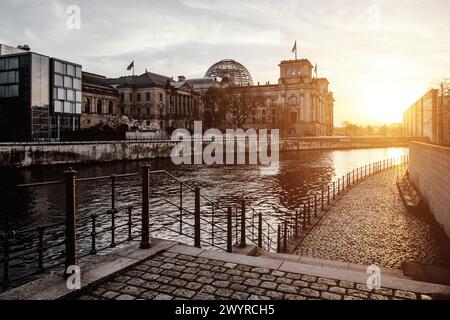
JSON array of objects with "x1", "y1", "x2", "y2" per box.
[
  {"x1": 84, "y1": 98, "x2": 91, "y2": 114},
  {"x1": 108, "y1": 101, "x2": 113, "y2": 115},
  {"x1": 288, "y1": 96, "x2": 298, "y2": 105},
  {"x1": 97, "y1": 100, "x2": 102, "y2": 114}
]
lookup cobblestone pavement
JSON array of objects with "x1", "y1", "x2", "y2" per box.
[
  {"x1": 294, "y1": 169, "x2": 450, "y2": 269},
  {"x1": 75, "y1": 251, "x2": 432, "y2": 300}
]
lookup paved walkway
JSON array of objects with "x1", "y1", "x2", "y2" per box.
[
  {"x1": 294, "y1": 168, "x2": 450, "y2": 269},
  {"x1": 73, "y1": 245, "x2": 445, "y2": 301}
]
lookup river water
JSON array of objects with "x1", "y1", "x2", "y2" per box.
[{"x1": 0, "y1": 147, "x2": 408, "y2": 231}]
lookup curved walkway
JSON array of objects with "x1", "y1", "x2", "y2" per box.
[{"x1": 294, "y1": 168, "x2": 450, "y2": 269}]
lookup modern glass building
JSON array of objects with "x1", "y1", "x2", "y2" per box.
[{"x1": 0, "y1": 50, "x2": 82, "y2": 141}]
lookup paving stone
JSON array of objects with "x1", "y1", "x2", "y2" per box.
[
  {"x1": 101, "y1": 282, "x2": 125, "y2": 292},
  {"x1": 170, "y1": 279, "x2": 188, "y2": 287},
  {"x1": 374, "y1": 288, "x2": 393, "y2": 296},
  {"x1": 329, "y1": 286, "x2": 346, "y2": 295},
  {"x1": 394, "y1": 290, "x2": 417, "y2": 300},
  {"x1": 185, "y1": 282, "x2": 203, "y2": 291},
  {"x1": 339, "y1": 280, "x2": 355, "y2": 289},
  {"x1": 248, "y1": 295, "x2": 270, "y2": 300},
  {"x1": 370, "y1": 293, "x2": 389, "y2": 300},
  {"x1": 213, "y1": 273, "x2": 231, "y2": 281},
  {"x1": 242, "y1": 272, "x2": 260, "y2": 279},
  {"x1": 211, "y1": 266, "x2": 227, "y2": 273},
  {"x1": 102, "y1": 291, "x2": 120, "y2": 299},
  {"x1": 300, "y1": 275, "x2": 317, "y2": 282},
  {"x1": 141, "y1": 273, "x2": 160, "y2": 281},
  {"x1": 226, "y1": 269, "x2": 243, "y2": 276},
  {"x1": 197, "y1": 277, "x2": 214, "y2": 284},
  {"x1": 161, "y1": 270, "x2": 181, "y2": 278},
  {"x1": 127, "y1": 278, "x2": 146, "y2": 287},
  {"x1": 142, "y1": 282, "x2": 161, "y2": 290},
  {"x1": 116, "y1": 294, "x2": 135, "y2": 300},
  {"x1": 285, "y1": 294, "x2": 307, "y2": 300},
  {"x1": 126, "y1": 270, "x2": 144, "y2": 278},
  {"x1": 173, "y1": 288, "x2": 196, "y2": 299},
  {"x1": 344, "y1": 295, "x2": 363, "y2": 300},
  {"x1": 180, "y1": 273, "x2": 198, "y2": 281},
  {"x1": 123, "y1": 285, "x2": 146, "y2": 296},
  {"x1": 211, "y1": 280, "x2": 230, "y2": 288},
  {"x1": 115, "y1": 275, "x2": 132, "y2": 283},
  {"x1": 235, "y1": 265, "x2": 252, "y2": 272},
  {"x1": 300, "y1": 288, "x2": 320, "y2": 298},
  {"x1": 278, "y1": 284, "x2": 299, "y2": 294},
  {"x1": 420, "y1": 294, "x2": 433, "y2": 300},
  {"x1": 157, "y1": 276, "x2": 174, "y2": 284},
  {"x1": 276, "y1": 277, "x2": 292, "y2": 285},
  {"x1": 310, "y1": 283, "x2": 328, "y2": 291},
  {"x1": 154, "y1": 294, "x2": 173, "y2": 300},
  {"x1": 161, "y1": 252, "x2": 178, "y2": 258},
  {"x1": 200, "y1": 285, "x2": 217, "y2": 295},
  {"x1": 140, "y1": 291, "x2": 157, "y2": 299},
  {"x1": 229, "y1": 276, "x2": 245, "y2": 284},
  {"x1": 231, "y1": 292, "x2": 250, "y2": 300},
  {"x1": 144, "y1": 260, "x2": 164, "y2": 267},
  {"x1": 286, "y1": 273, "x2": 303, "y2": 280},
  {"x1": 215, "y1": 288, "x2": 234, "y2": 298},
  {"x1": 194, "y1": 293, "x2": 215, "y2": 300},
  {"x1": 260, "y1": 281, "x2": 278, "y2": 290},
  {"x1": 252, "y1": 267, "x2": 271, "y2": 274},
  {"x1": 347, "y1": 289, "x2": 370, "y2": 299},
  {"x1": 244, "y1": 279, "x2": 261, "y2": 287},
  {"x1": 198, "y1": 270, "x2": 215, "y2": 278},
  {"x1": 159, "y1": 285, "x2": 177, "y2": 294},
  {"x1": 171, "y1": 265, "x2": 187, "y2": 272},
  {"x1": 224, "y1": 263, "x2": 238, "y2": 269},
  {"x1": 356, "y1": 283, "x2": 374, "y2": 292},
  {"x1": 292, "y1": 280, "x2": 309, "y2": 288},
  {"x1": 230, "y1": 283, "x2": 247, "y2": 292},
  {"x1": 321, "y1": 291, "x2": 342, "y2": 300},
  {"x1": 265, "y1": 291, "x2": 285, "y2": 300},
  {"x1": 271, "y1": 270, "x2": 286, "y2": 277},
  {"x1": 246, "y1": 287, "x2": 266, "y2": 296},
  {"x1": 317, "y1": 278, "x2": 338, "y2": 286},
  {"x1": 185, "y1": 262, "x2": 200, "y2": 268}
]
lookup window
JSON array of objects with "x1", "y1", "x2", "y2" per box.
[
  {"x1": 54, "y1": 74, "x2": 63, "y2": 87},
  {"x1": 64, "y1": 76, "x2": 72, "y2": 88},
  {"x1": 75, "y1": 91, "x2": 81, "y2": 102},
  {"x1": 0, "y1": 84, "x2": 19, "y2": 97},
  {"x1": 146, "y1": 92, "x2": 150, "y2": 101},
  {"x1": 75, "y1": 103, "x2": 81, "y2": 114},
  {"x1": 97, "y1": 100, "x2": 102, "y2": 114},
  {"x1": 120, "y1": 94, "x2": 124, "y2": 103},
  {"x1": 108, "y1": 101, "x2": 113, "y2": 114},
  {"x1": 159, "y1": 93, "x2": 163, "y2": 102},
  {"x1": 73, "y1": 78, "x2": 81, "y2": 90},
  {"x1": 54, "y1": 100, "x2": 64, "y2": 113},
  {"x1": 85, "y1": 98, "x2": 91, "y2": 114},
  {"x1": 75, "y1": 67, "x2": 82, "y2": 78},
  {"x1": 67, "y1": 65, "x2": 75, "y2": 77},
  {"x1": 146, "y1": 108, "x2": 150, "y2": 115},
  {"x1": 129, "y1": 93, "x2": 133, "y2": 102},
  {"x1": 54, "y1": 61, "x2": 65, "y2": 74},
  {"x1": 57, "y1": 88, "x2": 65, "y2": 100},
  {"x1": 0, "y1": 71, "x2": 19, "y2": 84},
  {"x1": 137, "y1": 93, "x2": 141, "y2": 102},
  {"x1": 0, "y1": 57, "x2": 19, "y2": 71}
]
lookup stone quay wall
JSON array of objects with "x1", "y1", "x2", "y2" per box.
[
  {"x1": 0, "y1": 136, "x2": 419, "y2": 168},
  {"x1": 409, "y1": 141, "x2": 450, "y2": 237}
]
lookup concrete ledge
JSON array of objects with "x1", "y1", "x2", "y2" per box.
[{"x1": 199, "y1": 250, "x2": 284, "y2": 270}]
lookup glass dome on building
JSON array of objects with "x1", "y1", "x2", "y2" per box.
[{"x1": 205, "y1": 59, "x2": 254, "y2": 86}]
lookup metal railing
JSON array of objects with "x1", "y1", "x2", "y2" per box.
[
  {"x1": 0, "y1": 165, "x2": 277, "y2": 290},
  {"x1": 275, "y1": 155, "x2": 409, "y2": 253}
]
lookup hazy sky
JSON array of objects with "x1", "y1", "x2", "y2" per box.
[{"x1": 1, "y1": 0, "x2": 449, "y2": 125}]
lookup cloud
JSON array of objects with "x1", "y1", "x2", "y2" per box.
[{"x1": 0, "y1": 0, "x2": 448, "y2": 125}]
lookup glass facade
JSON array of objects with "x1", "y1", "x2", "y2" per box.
[
  {"x1": 31, "y1": 54, "x2": 50, "y2": 140},
  {"x1": 52, "y1": 59, "x2": 82, "y2": 116}
]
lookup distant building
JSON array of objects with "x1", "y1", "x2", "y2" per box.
[
  {"x1": 190, "y1": 58, "x2": 334, "y2": 136},
  {"x1": 81, "y1": 72, "x2": 119, "y2": 129},
  {"x1": 0, "y1": 45, "x2": 82, "y2": 141},
  {"x1": 108, "y1": 72, "x2": 201, "y2": 133},
  {"x1": 403, "y1": 89, "x2": 450, "y2": 146}
]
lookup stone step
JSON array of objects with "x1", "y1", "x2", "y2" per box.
[{"x1": 251, "y1": 248, "x2": 411, "y2": 280}]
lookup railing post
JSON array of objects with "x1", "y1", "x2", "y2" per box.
[
  {"x1": 2, "y1": 222, "x2": 9, "y2": 289},
  {"x1": 38, "y1": 227, "x2": 44, "y2": 271},
  {"x1": 321, "y1": 189, "x2": 324, "y2": 210},
  {"x1": 110, "y1": 209, "x2": 116, "y2": 248},
  {"x1": 227, "y1": 207, "x2": 233, "y2": 253},
  {"x1": 64, "y1": 167, "x2": 77, "y2": 277},
  {"x1": 240, "y1": 200, "x2": 246, "y2": 247},
  {"x1": 302, "y1": 204, "x2": 306, "y2": 230},
  {"x1": 90, "y1": 214, "x2": 97, "y2": 254},
  {"x1": 333, "y1": 182, "x2": 336, "y2": 200},
  {"x1": 111, "y1": 174, "x2": 116, "y2": 211},
  {"x1": 283, "y1": 220, "x2": 288, "y2": 253},
  {"x1": 327, "y1": 185, "x2": 330, "y2": 205},
  {"x1": 179, "y1": 182, "x2": 183, "y2": 235},
  {"x1": 258, "y1": 212, "x2": 263, "y2": 248},
  {"x1": 140, "y1": 163, "x2": 151, "y2": 249},
  {"x1": 194, "y1": 187, "x2": 201, "y2": 248},
  {"x1": 307, "y1": 199, "x2": 311, "y2": 224},
  {"x1": 314, "y1": 194, "x2": 317, "y2": 217},
  {"x1": 294, "y1": 209, "x2": 299, "y2": 238},
  {"x1": 127, "y1": 206, "x2": 132, "y2": 241},
  {"x1": 277, "y1": 224, "x2": 281, "y2": 253}
]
